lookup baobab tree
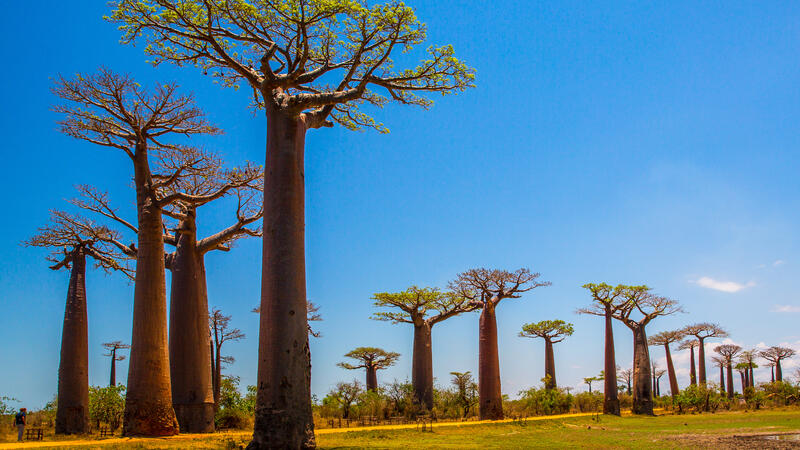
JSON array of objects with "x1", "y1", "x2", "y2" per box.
[
  {"x1": 610, "y1": 286, "x2": 681, "y2": 415},
  {"x1": 617, "y1": 367, "x2": 633, "y2": 395},
  {"x1": 682, "y1": 323, "x2": 728, "y2": 385},
  {"x1": 519, "y1": 320, "x2": 574, "y2": 389},
  {"x1": 739, "y1": 349, "x2": 758, "y2": 389},
  {"x1": 53, "y1": 69, "x2": 221, "y2": 436},
  {"x1": 577, "y1": 283, "x2": 627, "y2": 415},
  {"x1": 584, "y1": 375, "x2": 601, "y2": 393},
  {"x1": 735, "y1": 363, "x2": 750, "y2": 393},
  {"x1": 449, "y1": 268, "x2": 550, "y2": 420},
  {"x1": 760, "y1": 346, "x2": 796, "y2": 382},
  {"x1": 711, "y1": 356, "x2": 726, "y2": 394},
  {"x1": 651, "y1": 364, "x2": 666, "y2": 397},
  {"x1": 647, "y1": 330, "x2": 685, "y2": 398},
  {"x1": 103, "y1": 341, "x2": 131, "y2": 387},
  {"x1": 25, "y1": 211, "x2": 132, "y2": 435},
  {"x1": 109, "y1": 2, "x2": 476, "y2": 446},
  {"x1": 450, "y1": 372, "x2": 478, "y2": 418},
  {"x1": 678, "y1": 339, "x2": 699, "y2": 386},
  {"x1": 209, "y1": 309, "x2": 246, "y2": 411},
  {"x1": 337, "y1": 347, "x2": 400, "y2": 392},
  {"x1": 74, "y1": 164, "x2": 261, "y2": 433},
  {"x1": 253, "y1": 300, "x2": 323, "y2": 338},
  {"x1": 371, "y1": 286, "x2": 473, "y2": 410},
  {"x1": 714, "y1": 344, "x2": 742, "y2": 399}
]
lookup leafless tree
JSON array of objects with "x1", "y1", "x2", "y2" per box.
[
  {"x1": 678, "y1": 339, "x2": 699, "y2": 386},
  {"x1": 648, "y1": 330, "x2": 686, "y2": 399},
  {"x1": 714, "y1": 344, "x2": 742, "y2": 398},
  {"x1": 449, "y1": 268, "x2": 550, "y2": 419},
  {"x1": 209, "y1": 308, "x2": 246, "y2": 411},
  {"x1": 711, "y1": 356, "x2": 726, "y2": 395},
  {"x1": 103, "y1": 341, "x2": 131, "y2": 387},
  {"x1": 681, "y1": 323, "x2": 728, "y2": 385},
  {"x1": 617, "y1": 367, "x2": 633, "y2": 395}
]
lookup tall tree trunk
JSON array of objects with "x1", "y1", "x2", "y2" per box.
[
  {"x1": 726, "y1": 363, "x2": 734, "y2": 399},
  {"x1": 249, "y1": 108, "x2": 315, "y2": 449},
  {"x1": 749, "y1": 366, "x2": 754, "y2": 388},
  {"x1": 55, "y1": 250, "x2": 89, "y2": 434},
  {"x1": 365, "y1": 365, "x2": 378, "y2": 392},
  {"x1": 412, "y1": 322, "x2": 434, "y2": 410},
  {"x1": 210, "y1": 339, "x2": 216, "y2": 410},
  {"x1": 771, "y1": 366, "x2": 775, "y2": 382},
  {"x1": 123, "y1": 150, "x2": 179, "y2": 436},
  {"x1": 776, "y1": 360, "x2": 783, "y2": 382},
  {"x1": 478, "y1": 304, "x2": 503, "y2": 420},
  {"x1": 631, "y1": 326, "x2": 654, "y2": 415},
  {"x1": 689, "y1": 347, "x2": 697, "y2": 386},
  {"x1": 602, "y1": 305, "x2": 620, "y2": 415},
  {"x1": 664, "y1": 344, "x2": 679, "y2": 398},
  {"x1": 719, "y1": 366, "x2": 725, "y2": 394},
  {"x1": 110, "y1": 348, "x2": 117, "y2": 387},
  {"x1": 168, "y1": 211, "x2": 215, "y2": 433},
  {"x1": 544, "y1": 339, "x2": 556, "y2": 389},
  {"x1": 214, "y1": 334, "x2": 222, "y2": 411},
  {"x1": 697, "y1": 337, "x2": 707, "y2": 384},
  {"x1": 740, "y1": 372, "x2": 746, "y2": 394}
]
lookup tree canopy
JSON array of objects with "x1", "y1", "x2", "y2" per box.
[
  {"x1": 371, "y1": 286, "x2": 473, "y2": 326},
  {"x1": 337, "y1": 347, "x2": 400, "y2": 370},
  {"x1": 647, "y1": 330, "x2": 686, "y2": 347},
  {"x1": 519, "y1": 320, "x2": 574, "y2": 343}
]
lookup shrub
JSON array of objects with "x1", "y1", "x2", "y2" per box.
[
  {"x1": 89, "y1": 385, "x2": 125, "y2": 430},
  {"x1": 573, "y1": 391, "x2": 603, "y2": 412},
  {"x1": 518, "y1": 386, "x2": 573, "y2": 415},
  {"x1": 215, "y1": 407, "x2": 252, "y2": 430}
]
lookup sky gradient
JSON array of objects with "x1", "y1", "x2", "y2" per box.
[{"x1": 1, "y1": 1, "x2": 799, "y2": 408}]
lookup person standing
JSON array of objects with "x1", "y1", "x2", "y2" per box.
[{"x1": 14, "y1": 407, "x2": 26, "y2": 441}]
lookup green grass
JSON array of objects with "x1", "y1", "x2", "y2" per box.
[{"x1": 5, "y1": 409, "x2": 800, "y2": 449}]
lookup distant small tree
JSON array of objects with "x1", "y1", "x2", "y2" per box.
[
  {"x1": 648, "y1": 330, "x2": 685, "y2": 398},
  {"x1": 714, "y1": 344, "x2": 742, "y2": 399},
  {"x1": 209, "y1": 309, "x2": 245, "y2": 410},
  {"x1": 760, "y1": 346, "x2": 796, "y2": 382},
  {"x1": 584, "y1": 376, "x2": 599, "y2": 393},
  {"x1": 678, "y1": 339, "x2": 699, "y2": 386},
  {"x1": 450, "y1": 371, "x2": 478, "y2": 418},
  {"x1": 102, "y1": 341, "x2": 130, "y2": 387},
  {"x1": 710, "y1": 356, "x2": 726, "y2": 395},
  {"x1": 617, "y1": 367, "x2": 633, "y2": 395},
  {"x1": 519, "y1": 320, "x2": 574, "y2": 389},
  {"x1": 331, "y1": 381, "x2": 363, "y2": 419},
  {"x1": 89, "y1": 385, "x2": 126, "y2": 431},
  {"x1": 738, "y1": 350, "x2": 758, "y2": 389},
  {"x1": 682, "y1": 323, "x2": 729, "y2": 385},
  {"x1": 338, "y1": 347, "x2": 400, "y2": 392}
]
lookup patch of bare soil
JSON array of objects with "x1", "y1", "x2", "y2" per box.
[{"x1": 670, "y1": 431, "x2": 800, "y2": 449}]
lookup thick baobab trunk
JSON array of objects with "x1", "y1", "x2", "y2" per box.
[
  {"x1": 168, "y1": 211, "x2": 215, "y2": 433},
  {"x1": 110, "y1": 348, "x2": 117, "y2": 387},
  {"x1": 544, "y1": 339, "x2": 556, "y2": 389},
  {"x1": 689, "y1": 347, "x2": 697, "y2": 386},
  {"x1": 719, "y1": 366, "x2": 725, "y2": 394},
  {"x1": 726, "y1": 363, "x2": 734, "y2": 399},
  {"x1": 603, "y1": 307, "x2": 620, "y2": 415},
  {"x1": 663, "y1": 344, "x2": 679, "y2": 398},
  {"x1": 740, "y1": 372, "x2": 746, "y2": 393},
  {"x1": 123, "y1": 150, "x2": 179, "y2": 436},
  {"x1": 749, "y1": 366, "x2": 755, "y2": 388},
  {"x1": 776, "y1": 360, "x2": 784, "y2": 382},
  {"x1": 365, "y1": 365, "x2": 378, "y2": 392},
  {"x1": 478, "y1": 304, "x2": 503, "y2": 420},
  {"x1": 249, "y1": 108, "x2": 315, "y2": 449},
  {"x1": 55, "y1": 250, "x2": 89, "y2": 434},
  {"x1": 631, "y1": 326, "x2": 654, "y2": 415},
  {"x1": 697, "y1": 338, "x2": 707, "y2": 384},
  {"x1": 771, "y1": 366, "x2": 775, "y2": 382},
  {"x1": 412, "y1": 322, "x2": 434, "y2": 410}
]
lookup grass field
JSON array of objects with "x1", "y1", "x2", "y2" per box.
[{"x1": 3, "y1": 409, "x2": 800, "y2": 448}]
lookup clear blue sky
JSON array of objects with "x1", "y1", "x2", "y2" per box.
[{"x1": 1, "y1": 1, "x2": 799, "y2": 408}]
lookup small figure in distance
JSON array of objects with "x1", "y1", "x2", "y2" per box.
[{"x1": 14, "y1": 407, "x2": 26, "y2": 441}]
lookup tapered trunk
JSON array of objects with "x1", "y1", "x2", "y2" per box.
[
  {"x1": 663, "y1": 344, "x2": 679, "y2": 398},
  {"x1": 602, "y1": 305, "x2": 620, "y2": 415},
  {"x1": 366, "y1": 365, "x2": 378, "y2": 392},
  {"x1": 689, "y1": 347, "x2": 697, "y2": 385},
  {"x1": 478, "y1": 304, "x2": 503, "y2": 420},
  {"x1": 210, "y1": 339, "x2": 216, "y2": 408},
  {"x1": 123, "y1": 148, "x2": 179, "y2": 436},
  {"x1": 544, "y1": 339, "x2": 556, "y2": 389},
  {"x1": 249, "y1": 107, "x2": 315, "y2": 449},
  {"x1": 110, "y1": 349, "x2": 117, "y2": 387},
  {"x1": 168, "y1": 212, "x2": 215, "y2": 433},
  {"x1": 740, "y1": 372, "x2": 746, "y2": 393},
  {"x1": 771, "y1": 366, "x2": 775, "y2": 382},
  {"x1": 719, "y1": 366, "x2": 725, "y2": 394},
  {"x1": 214, "y1": 332, "x2": 222, "y2": 411},
  {"x1": 631, "y1": 326, "x2": 654, "y2": 415},
  {"x1": 726, "y1": 363, "x2": 734, "y2": 399},
  {"x1": 776, "y1": 360, "x2": 783, "y2": 381},
  {"x1": 652, "y1": 373, "x2": 656, "y2": 394},
  {"x1": 412, "y1": 322, "x2": 434, "y2": 410},
  {"x1": 749, "y1": 366, "x2": 754, "y2": 388},
  {"x1": 697, "y1": 337, "x2": 707, "y2": 384},
  {"x1": 55, "y1": 250, "x2": 89, "y2": 434}
]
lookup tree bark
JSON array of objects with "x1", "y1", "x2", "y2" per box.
[
  {"x1": 123, "y1": 148, "x2": 179, "y2": 436},
  {"x1": 689, "y1": 347, "x2": 697, "y2": 386},
  {"x1": 110, "y1": 348, "x2": 117, "y2": 387},
  {"x1": 697, "y1": 337, "x2": 707, "y2": 384},
  {"x1": 249, "y1": 107, "x2": 315, "y2": 449},
  {"x1": 412, "y1": 322, "x2": 434, "y2": 410},
  {"x1": 740, "y1": 372, "x2": 747, "y2": 393},
  {"x1": 663, "y1": 344, "x2": 679, "y2": 398},
  {"x1": 602, "y1": 306, "x2": 620, "y2": 415},
  {"x1": 478, "y1": 304, "x2": 503, "y2": 420},
  {"x1": 55, "y1": 249, "x2": 89, "y2": 434},
  {"x1": 719, "y1": 366, "x2": 725, "y2": 394},
  {"x1": 544, "y1": 339, "x2": 556, "y2": 389},
  {"x1": 726, "y1": 363, "x2": 734, "y2": 399},
  {"x1": 214, "y1": 329, "x2": 222, "y2": 411},
  {"x1": 631, "y1": 326, "x2": 654, "y2": 415},
  {"x1": 168, "y1": 210, "x2": 215, "y2": 433},
  {"x1": 776, "y1": 360, "x2": 783, "y2": 382},
  {"x1": 210, "y1": 339, "x2": 216, "y2": 409},
  {"x1": 749, "y1": 366, "x2": 754, "y2": 388},
  {"x1": 365, "y1": 365, "x2": 378, "y2": 392},
  {"x1": 771, "y1": 366, "x2": 775, "y2": 382}
]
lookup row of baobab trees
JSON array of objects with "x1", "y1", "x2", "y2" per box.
[{"x1": 29, "y1": 0, "x2": 478, "y2": 448}]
